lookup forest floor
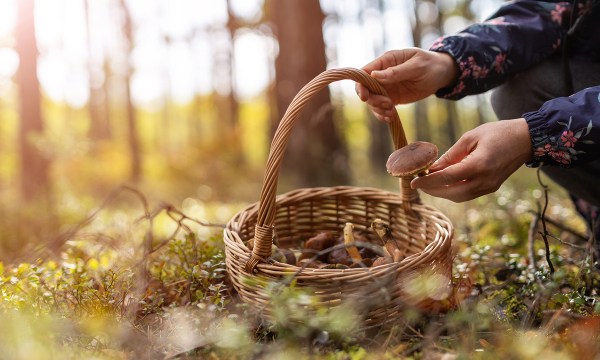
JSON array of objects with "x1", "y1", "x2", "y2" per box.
[{"x1": 0, "y1": 170, "x2": 599, "y2": 359}]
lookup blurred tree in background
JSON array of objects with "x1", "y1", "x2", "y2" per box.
[
  {"x1": 0, "y1": 0, "x2": 505, "y2": 258},
  {"x1": 270, "y1": 0, "x2": 349, "y2": 187},
  {"x1": 84, "y1": 0, "x2": 111, "y2": 141},
  {"x1": 16, "y1": 0, "x2": 49, "y2": 201}
]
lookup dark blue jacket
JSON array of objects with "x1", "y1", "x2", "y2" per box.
[{"x1": 431, "y1": 0, "x2": 600, "y2": 167}]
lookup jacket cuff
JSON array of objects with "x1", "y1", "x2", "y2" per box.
[
  {"x1": 523, "y1": 108, "x2": 593, "y2": 168},
  {"x1": 429, "y1": 39, "x2": 467, "y2": 100}
]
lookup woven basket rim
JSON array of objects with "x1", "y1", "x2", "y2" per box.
[{"x1": 225, "y1": 185, "x2": 453, "y2": 276}]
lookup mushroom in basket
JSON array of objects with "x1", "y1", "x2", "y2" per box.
[{"x1": 370, "y1": 218, "x2": 405, "y2": 266}]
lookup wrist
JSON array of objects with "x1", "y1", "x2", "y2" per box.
[
  {"x1": 434, "y1": 52, "x2": 459, "y2": 89},
  {"x1": 512, "y1": 118, "x2": 533, "y2": 163}
]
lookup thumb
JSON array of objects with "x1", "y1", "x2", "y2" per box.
[
  {"x1": 429, "y1": 136, "x2": 473, "y2": 172},
  {"x1": 369, "y1": 49, "x2": 419, "y2": 84},
  {"x1": 371, "y1": 64, "x2": 412, "y2": 84}
]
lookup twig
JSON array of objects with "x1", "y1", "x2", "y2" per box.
[
  {"x1": 526, "y1": 210, "x2": 588, "y2": 243},
  {"x1": 589, "y1": 215, "x2": 599, "y2": 269},
  {"x1": 24, "y1": 185, "x2": 153, "y2": 263},
  {"x1": 520, "y1": 293, "x2": 541, "y2": 329},
  {"x1": 545, "y1": 233, "x2": 587, "y2": 250},
  {"x1": 536, "y1": 169, "x2": 555, "y2": 274},
  {"x1": 137, "y1": 202, "x2": 225, "y2": 256},
  {"x1": 528, "y1": 205, "x2": 540, "y2": 271},
  {"x1": 527, "y1": 207, "x2": 588, "y2": 252}
]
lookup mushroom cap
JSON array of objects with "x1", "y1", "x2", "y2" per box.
[{"x1": 386, "y1": 141, "x2": 438, "y2": 177}]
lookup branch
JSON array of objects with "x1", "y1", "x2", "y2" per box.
[
  {"x1": 536, "y1": 169, "x2": 555, "y2": 274},
  {"x1": 526, "y1": 210, "x2": 588, "y2": 243},
  {"x1": 528, "y1": 206, "x2": 540, "y2": 271}
]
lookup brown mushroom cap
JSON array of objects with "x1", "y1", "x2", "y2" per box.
[{"x1": 386, "y1": 141, "x2": 438, "y2": 177}]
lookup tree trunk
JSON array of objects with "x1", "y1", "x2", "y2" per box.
[
  {"x1": 444, "y1": 101, "x2": 459, "y2": 146},
  {"x1": 119, "y1": 0, "x2": 141, "y2": 183},
  {"x1": 16, "y1": 0, "x2": 50, "y2": 201},
  {"x1": 270, "y1": 0, "x2": 349, "y2": 187},
  {"x1": 225, "y1": 0, "x2": 240, "y2": 132},
  {"x1": 366, "y1": 0, "x2": 394, "y2": 171},
  {"x1": 411, "y1": 0, "x2": 432, "y2": 143},
  {"x1": 85, "y1": 0, "x2": 111, "y2": 141},
  {"x1": 203, "y1": 0, "x2": 244, "y2": 168},
  {"x1": 434, "y1": 0, "x2": 458, "y2": 147}
]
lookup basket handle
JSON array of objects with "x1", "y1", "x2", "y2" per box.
[{"x1": 246, "y1": 67, "x2": 417, "y2": 273}]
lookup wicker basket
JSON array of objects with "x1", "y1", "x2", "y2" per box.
[{"x1": 223, "y1": 68, "x2": 454, "y2": 327}]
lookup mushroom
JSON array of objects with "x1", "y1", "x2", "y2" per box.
[
  {"x1": 350, "y1": 258, "x2": 373, "y2": 268},
  {"x1": 327, "y1": 247, "x2": 353, "y2": 266},
  {"x1": 299, "y1": 231, "x2": 337, "y2": 262},
  {"x1": 386, "y1": 141, "x2": 438, "y2": 178},
  {"x1": 269, "y1": 245, "x2": 297, "y2": 265},
  {"x1": 328, "y1": 228, "x2": 379, "y2": 267},
  {"x1": 371, "y1": 218, "x2": 404, "y2": 263},
  {"x1": 321, "y1": 263, "x2": 351, "y2": 270},
  {"x1": 281, "y1": 248, "x2": 297, "y2": 265},
  {"x1": 370, "y1": 219, "x2": 391, "y2": 247},
  {"x1": 297, "y1": 258, "x2": 325, "y2": 269},
  {"x1": 343, "y1": 222, "x2": 363, "y2": 264},
  {"x1": 372, "y1": 256, "x2": 391, "y2": 267}
]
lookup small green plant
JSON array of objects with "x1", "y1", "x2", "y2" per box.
[{"x1": 0, "y1": 184, "x2": 599, "y2": 359}]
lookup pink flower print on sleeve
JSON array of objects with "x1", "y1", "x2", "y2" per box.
[{"x1": 560, "y1": 130, "x2": 578, "y2": 147}]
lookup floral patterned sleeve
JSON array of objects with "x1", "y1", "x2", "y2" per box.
[
  {"x1": 429, "y1": 0, "x2": 600, "y2": 167},
  {"x1": 524, "y1": 86, "x2": 600, "y2": 167},
  {"x1": 429, "y1": 0, "x2": 572, "y2": 99}
]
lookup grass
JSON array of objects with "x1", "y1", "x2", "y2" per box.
[{"x1": 0, "y1": 173, "x2": 599, "y2": 359}]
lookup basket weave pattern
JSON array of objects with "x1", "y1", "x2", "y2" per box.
[{"x1": 223, "y1": 68, "x2": 454, "y2": 326}]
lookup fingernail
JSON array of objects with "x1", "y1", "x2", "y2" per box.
[
  {"x1": 410, "y1": 179, "x2": 419, "y2": 189},
  {"x1": 428, "y1": 162, "x2": 441, "y2": 172}
]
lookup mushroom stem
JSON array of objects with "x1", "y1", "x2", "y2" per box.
[
  {"x1": 343, "y1": 222, "x2": 363, "y2": 263},
  {"x1": 371, "y1": 218, "x2": 403, "y2": 261}
]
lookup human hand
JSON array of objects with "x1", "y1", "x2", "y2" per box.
[
  {"x1": 410, "y1": 119, "x2": 533, "y2": 202},
  {"x1": 355, "y1": 48, "x2": 458, "y2": 122}
]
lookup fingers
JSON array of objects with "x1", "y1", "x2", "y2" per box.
[
  {"x1": 355, "y1": 82, "x2": 395, "y2": 122},
  {"x1": 428, "y1": 134, "x2": 475, "y2": 172},
  {"x1": 355, "y1": 83, "x2": 369, "y2": 101},
  {"x1": 371, "y1": 49, "x2": 426, "y2": 84},
  {"x1": 411, "y1": 157, "x2": 478, "y2": 190},
  {"x1": 411, "y1": 161, "x2": 496, "y2": 202},
  {"x1": 367, "y1": 95, "x2": 395, "y2": 119},
  {"x1": 417, "y1": 179, "x2": 482, "y2": 203},
  {"x1": 409, "y1": 121, "x2": 528, "y2": 202},
  {"x1": 411, "y1": 150, "x2": 505, "y2": 203},
  {"x1": 362, "y1": 49, "x2": 420, "y2": 84},
  {"x1": 355, "y1": 82, "x2": 393, "y2": 108},
  {"x1": 362, "y1": 50, "x2": 406, "y2": 74},
  {"x1": 411, "y1": 134, "x2": 488, "y2": 202}
]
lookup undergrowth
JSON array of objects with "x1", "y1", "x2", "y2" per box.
[{"x1": 0, "y1": 183, "x2": 599, "y2": 359}]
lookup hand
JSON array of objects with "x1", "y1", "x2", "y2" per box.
[
  {"x1": 410, "y1": 119, "x2": 533, "y2": 202},
  {"x1": 355, "y1": 48, "x2": 458, "y2": 122}
]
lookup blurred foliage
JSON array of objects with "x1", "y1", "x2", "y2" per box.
[
  {"x1": 0, "y1": 176, "x2": 598, "y2": 359},
  {"x1": 0, "y1": 1, "x2": 598, "y2": 358}
]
